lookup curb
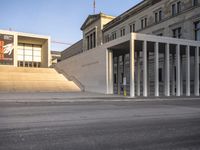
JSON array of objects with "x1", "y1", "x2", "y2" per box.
[{"x1": 0, "y1": 97, "x2": 199, "y2": 103}]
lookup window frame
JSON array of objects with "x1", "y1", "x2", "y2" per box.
[
  {"x1": 129, "y1": 23, "x2": 135, "y2": 33},
  {"x1": 172, "y1": 27, "x2": 182, "y2": 38},
  {"x1": 192, "y1": 0, "x2": 198, "y2": 6},
  {"x1": 154, "y1": 9, "x2": 162, "y2": 23},
  {"x1": 194, "y1": 20, "x2": 200, "y2": 41},
  {"x1": 141, "y1": 17, "x2": 147, "y2": 29},
  {"x1": 120, "y1": 28, "x2": 126, "y2": 37}
]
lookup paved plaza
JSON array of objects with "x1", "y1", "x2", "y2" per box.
[{"x1": 0, "y1": 92, "x2": 200, "y2": 150}]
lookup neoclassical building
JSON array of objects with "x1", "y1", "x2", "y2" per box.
[{"x1": 58, "y1": 0, "x2": 200, "y2": 97}]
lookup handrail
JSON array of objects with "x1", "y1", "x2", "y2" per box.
[{"x1": 54, "y1": 66, "x2": 85, "y2": 91}]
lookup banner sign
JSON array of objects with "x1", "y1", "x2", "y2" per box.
[{"x1": 0, "y1": 34, "x2": 14, "y2": 65}]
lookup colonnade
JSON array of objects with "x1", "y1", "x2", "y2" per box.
[{"x1": 129, "y1": 41, "x2": 199, "y2": 97}]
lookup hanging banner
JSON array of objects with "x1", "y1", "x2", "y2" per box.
[{"x1": 0, "y1": 34, "x2": 14, "y2": 65}]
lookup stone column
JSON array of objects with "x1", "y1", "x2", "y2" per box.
[
  {"x1": 172, "y1": 53, "x2": 175, "y2": 96},
  {"x1": 107, "y1": 50, "x2": 113, "y2": 94},
  {"x1": 176, "y1": 45, "x2": 181, "y2": 96},
  {"x1": 186, "y1": 45, "x2": 190, "y2": 96},
  {"x1": 154, "y1": 42, "x2": 159, "y2": 97},
  {"x1": 143, "y1": 41, "x2": 148, "y2": 97},
  {"x1": 180, "y1": 55, "x2": 183, "y2": 95},
  {"x1": 165, "y1": 43, "x2": 170, "y2": 96},
  {"x1": 194, "y1": 47, "x2": 199, "y2": 96},
  {"x1": 137, "y1": 51, "x2": 141, "y2": 96},
  {"x1": 130, "y1": 39, "x2": 135, "y2": 97}
]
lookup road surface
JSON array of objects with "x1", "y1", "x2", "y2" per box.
[{"x1": 0, "y1": 100, "x2": 200, "y2": 150}]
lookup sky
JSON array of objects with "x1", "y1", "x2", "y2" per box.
[{"x1": 0, "y1": 0, "x2": 142, "y2": 51}]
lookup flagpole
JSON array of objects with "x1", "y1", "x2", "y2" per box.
[{"x1": 93, "y1": 0, "x2": 96, "y2": 14}]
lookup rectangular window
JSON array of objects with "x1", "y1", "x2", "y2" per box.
[
  {"x1": 17, "y1": 43, "x2": 42, "y2": 67},
  {"x1": 104, "y1": 35, "x2": 110, "y2": 43},
  {"x1": 177, "y1": 1, "x2": 181, "y2": 13},
  {"x1": 141, "y1": 19, "x2": 144, "y2": 29},
  {"x1": 130, "y1": 23, "x2": 135, "y2": 33},
  {"x1": 93, "y1": 32, "x2": 96, "y2": 48},
  {"x1": 144, "y1": 18, "x2": 147, "y2": 27},
  {"x1": 193, "y1": 0, "x2": 198, "y2": 6},
  {"x1": 155, "y1": 10, "x2": 162, "y2": 23},
  {"x1": 111, "y1": 32, "x2": 117, "y2": 40},
  {"x1": 114, "y1": 74, "x2": 117, "y2": 84},
  {"x1": 87, "y1": 36, "x2": 89, "y2": 50},
  {"x1": 159, "y1": 68, "x2": 162, "y2": 82},
  {"x1": 155, "y1": 12, "x2": 158, "y2": 23},
  {"x1": 172, "y1": 4, "x2": 176, "y2": 16},
  {"x1": 172, "y1": 1, "x2": 181, "y2": 16},
  {"x1": 159, "y1": 10, "x2": 162, "y2": 21},
  {"x1": 195, "y1": 21, "x2": 200, "y2": 41},
  {"x1": 141, "y1": 17, "x2": 147, "y2": 29},
  {"x1": 120, "y1": 28, "x2": 125, "y2": 37},
  {"x1": 172, "y1": 27, "x2": 182, "y2": 38},
  {"x1": 90, "y1": 34, "x2": 93, "y2": 49}
]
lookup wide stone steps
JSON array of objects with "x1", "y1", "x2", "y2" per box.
[
  {"x1": 0, "y1": 65, "x2": 57, "y2": 74},
  {"x1": 0, "y1": 66, "x2": 80, "y2": 92},
  {"x1": 0, "y1": 73, "x2": 67, "y2": 81}
]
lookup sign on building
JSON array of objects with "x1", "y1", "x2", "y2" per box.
[{"x1": 0, "y1": 34, "x2": 14, "y2": 65}]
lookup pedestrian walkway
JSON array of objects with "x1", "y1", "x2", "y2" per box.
[{"x1": 0, "y1": 92, "x2": 199, "y2": 103}]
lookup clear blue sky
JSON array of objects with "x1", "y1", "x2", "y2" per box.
[{"x1": 0, "y1": 0, "x2": 142, "y2": 51}]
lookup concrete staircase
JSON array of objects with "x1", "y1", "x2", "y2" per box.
[{"x1": 0, "y1": 65, "x2": 81, "y2": 92}]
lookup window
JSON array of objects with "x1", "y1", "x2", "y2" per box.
[
  {"x1": 145, "y1": 18, "x2": 147, "y2": 27},
  {"x1": 177, "y1": 1, "x2": 181, "y2": 13},
  {"x1": 120, "y1": 28, "x2": 125, "y2": 37},
  {"x1": 159, "y1": 68, "x2": 162, "y2": 82},
  {"x1": 87, "y1": 36, "x2": 89, "y2": 49},
  {"x1": 195, "y1": 21, "x2": 200, "y2": 41},
  {"x1": 141, "y1": 19, "x2": 144, "y2": 29},
  {"x1": 192, "y1": 0, "x2": 198, "y2": 6},
  {"x1": 17, "y1": 44, "x2": 42, "y2": 67},
  {"x1": 141, "y1": 17, "x2": 147, "y2": 29},
  {"x1": 172, "y1": 27, "x2": 182, "y2": 38},
  {"x1": 159, "y1": 10, "x2": 162, "y2": 21},
  {"x1": 130, "y1": 23, "x2": 135, "y2": 32},
  {"x1": 114, "y1": 74, "x2": 117, "y2": 84},
  {"x1": 111, "y1": 32, "x2": 117, "y2": 40},
  {"x1": 155, "y1": 10, "x2": 162, "y2": 23},
  {"x1": 86, "y1": 30, "x2": 96, "y2": 50},
  {"x1": 172, "y1": 1, "x2": 181, "y2": 16},
  {"x1": 93, "y1": 32, "x2": 96, "y2": 48},
  {"x1": 104, "y1": 35, "x2": 110, "y2": 43},
  {"x1": 172, "y1": 4, "x2": 176, "y2": 16},
  {"x1": 155, "y1": 12, "x2": 158, "y2": 23}
]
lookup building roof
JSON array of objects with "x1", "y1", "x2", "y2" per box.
[
  {"x1": 103, "y1": 0, "x2": 161, "y2": 32},
  {"x1": 81, "y1": 13, "x2": 115, "y2": 30},
  {"x1": 51, "y1": 51, "x2": 61, "y2": 55}
]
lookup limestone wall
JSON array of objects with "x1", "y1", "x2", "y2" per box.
[{"x1": 56, "y1": 46, "x2": 108, "y2": 93}]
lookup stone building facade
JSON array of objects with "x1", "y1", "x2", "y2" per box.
[
  {"x1": 57, "y1": 0, "x2": 200, "y2": 97},
  {"x1": 103, "y1": 0, "x2": 200, "y2": 42}
]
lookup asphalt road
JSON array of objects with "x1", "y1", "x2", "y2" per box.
[{"x1": 0, "y1": 100, "x2": 200, "y2": 150}]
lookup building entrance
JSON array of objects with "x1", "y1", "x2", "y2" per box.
[
  {"x1": 17, "y1": 43, "x2": 42, "y2": 68},
  {"x1": 113, "y1": 52, "x2": 130, "y2": 96}
]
